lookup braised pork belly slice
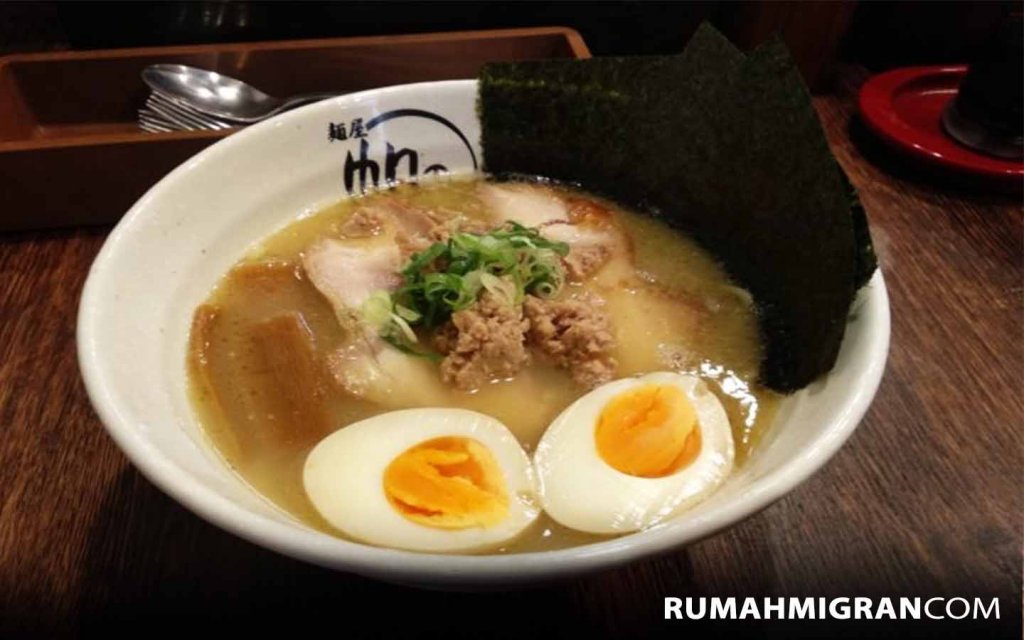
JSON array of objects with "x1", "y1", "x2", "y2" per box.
[
  {"x1": 247, "y1": 312, "x2": 333, "y2": 441},
  {"x1": 189, "y1": 306, "x2": 333, "y2": 456},
  {"x1": 188, "y1": 304, "x2": 244, "y2": 462}
]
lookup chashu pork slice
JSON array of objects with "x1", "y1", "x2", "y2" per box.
[
  {"x1": 478, "y1": 182, "x2": 570, "y2": 228},
  {"x1": 480, "y1": 183, "x2": 631, "y2": 282},
  {"x1": 301, "y1": 238, "x2": 402, "y2": 314},
  {"x1": 326, "y1": 337, "x2": 449, "y2": 408},
  {"x1": 301, "y1": 236, "x2": 449, "y2": 407}
]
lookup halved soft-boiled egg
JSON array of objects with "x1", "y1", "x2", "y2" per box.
[
  {"x1": 534, "y1": 372, "x2": 734, "y2": 535},
  {"x1": 303, "y1": 408, "x2": 540, "y2": 553}
]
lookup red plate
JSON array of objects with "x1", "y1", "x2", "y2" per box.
[{"x1": 858, "y1": 66, "x2": 1024, "y2": 181}]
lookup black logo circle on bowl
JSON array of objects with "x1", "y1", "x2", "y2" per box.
[{"x1": 331, "y1": 109, "x2": 478, "y2": 193}]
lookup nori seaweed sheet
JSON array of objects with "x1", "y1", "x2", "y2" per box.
[{"x1": 478, "y1": 23, "x2": 877, "y2": 392}]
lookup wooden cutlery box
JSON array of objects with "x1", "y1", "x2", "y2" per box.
[{"x1": 0, "y1": 28, "x2": 589, "y2": 231}]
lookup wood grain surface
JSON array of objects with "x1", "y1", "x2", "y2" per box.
[{"x1": 0, "y1": 70, "x2": 1020, "y2": 639}]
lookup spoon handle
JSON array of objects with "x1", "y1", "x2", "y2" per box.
[{"x1": 276, "y1": 93, "x2": 342, "y2": 114}]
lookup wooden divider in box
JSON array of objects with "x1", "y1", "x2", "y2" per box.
[{"x1": 0, "y1": 27, "x2": 590, "y2": 231}]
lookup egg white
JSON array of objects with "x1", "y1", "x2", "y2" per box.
[
  {"x1": 303, "y1": 408, "x2": 540, "y2": 553},
  {"x1": 534, "y1": 372, "x2": 735, "y2": 535}
]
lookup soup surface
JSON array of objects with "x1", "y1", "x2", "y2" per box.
[{"x1": 187, "y1": 176, "x2": 779, "y2": 552}]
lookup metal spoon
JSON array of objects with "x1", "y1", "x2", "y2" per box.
[{"x1": 142, "y1": 64, "x2": 339, "y2": 124}]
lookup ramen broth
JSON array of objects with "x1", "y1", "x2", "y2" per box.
[{"x1": 187, "y1": 177, "x2": 779, "y2": 553}]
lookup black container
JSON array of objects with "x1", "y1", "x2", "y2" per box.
[{"x1": 941, "y1": 9, "x2": 1023, "y2": 160}]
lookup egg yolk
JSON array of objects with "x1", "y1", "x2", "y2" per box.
[
  {"x1": 595, "y1": 384, "x2": 702, "y2": 478},
  {"x1": 383, "y1": 437, "x2": 509, "y2": 529}
]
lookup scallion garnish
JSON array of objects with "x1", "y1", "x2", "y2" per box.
[
  {"x1": 360, "y1": 222, "x2": 569, "y2": 354},
  {"x1": 394, "y1": 221, "x2": 568, "y2": 328}
]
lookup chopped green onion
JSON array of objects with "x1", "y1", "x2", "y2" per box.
[
  {"x1": 480, "y1": 272, "x2": 518, "y2": 306},
  {"x1": 375, "y1": 220, "x2": 569, "y2": 348},
  {"x1": 534, "y1": 281, "x2": 556, "y2": 298},
  {"x1": 361, "y1": 290, "x2": 395, "y2": 329},
  {"x1": 389, "y1": 313, "x2": 419, "y2": 344},
  {"x1": 394, "y1": 304, "x2": 422, "y2": 323},
  {"x1": 381, "y1": 334, "x2": 442, "y2": 361}
]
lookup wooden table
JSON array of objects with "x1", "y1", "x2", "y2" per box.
[{"x1": 1, "y1": 73, "x2": 1020, "y2": 639}]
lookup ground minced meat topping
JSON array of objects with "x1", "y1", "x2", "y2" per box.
[
  {"x1": 523, "y1": 295, "x2": 617, "y2": 388},
  {"x1": 433, "y1": 291, "x2": 531, "y2": 390},
  {"x1": 434, "y1": 292, "x2": 617, "y2": 391}
]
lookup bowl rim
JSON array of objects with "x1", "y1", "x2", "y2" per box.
[{"x1": 78, "y1": 79, "x2": 891, "y2": 585}]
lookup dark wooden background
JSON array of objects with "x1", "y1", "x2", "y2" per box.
[
  {"x1": 4, "y1": 1, "x2": 1012, "y2": 89},
  {"x1": 0, "y1": 68, "x2": 1021, "y2": 637}
]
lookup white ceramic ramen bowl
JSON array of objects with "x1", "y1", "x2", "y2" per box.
[{"x1": 78, "y1": 80, "x2": 890, "y2": 587}]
